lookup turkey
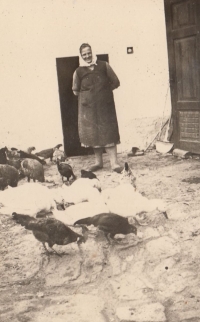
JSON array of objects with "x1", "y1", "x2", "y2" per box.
[
  {"x1": 74, "y1": 213, "x2": 137, "y2": 243},
  {"x1": 35, "y1": 144, "x2": 62, "y2": 161},
  {"x1": 56, "y1": 159, "x2": 76, "y2": 183},
  {"x1": 7, "y1": 158, "x2": 22, "y2": 170},
  {"x1": 12, "y1": 213, "x2": 88, "y2": 255},
  {"x1": 20, "y1": 159, "x2": 45, "y2": 182},
  {"x1": 18, "y1": 150, "x2": 46, "y2": 165},
  {"x1": 0, "y1": 164, "x2": 19, "y2": 190}
]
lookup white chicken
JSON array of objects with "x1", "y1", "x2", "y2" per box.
[
  {"x1": 52, "y1": 183, "x2": 101, "y2": 205},
  {"x1": 119, "y1": 162, "x2": 136, "y2": 189},
  {"x1": 101, "y1": 183, "x2": 168, "y2": 221},
  {"x1": 52, "y1": 148, "x2": 65, "y2": 162},
  {"x1": 53, "y1": 194, "x2": 109, "y2": 225},
  {"x1": 70, "y1": 178, "x2": 101, "y2": 191},
  {"x1": 45, "y1": 178, "x2": 102, "y2": 207},
  {"x1": 0, "y1": 183, "x2": 57, "y2": 216}
]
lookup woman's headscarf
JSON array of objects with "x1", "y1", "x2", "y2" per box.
[{"x1": 79, "y1": 43, "x2": 97, "y2": 67}]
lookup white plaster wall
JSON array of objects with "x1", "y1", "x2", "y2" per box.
[{"x1": 0, "y1": 0, "x2": 171, "y2": 151}]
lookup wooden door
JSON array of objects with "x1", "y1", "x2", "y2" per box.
[
  {"x1": 164, "y1": 0, "x2": 200, "y2": 153},
  {"x1": 56, "y1": 54, "x2": 108, "y2": 156}
]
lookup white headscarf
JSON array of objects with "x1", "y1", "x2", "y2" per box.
[{"x1": 79, "y1": 50, "x2": 97, "y2": 67}]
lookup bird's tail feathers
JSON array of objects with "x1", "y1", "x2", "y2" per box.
[{"x1": 74, "y1": 217, "x2": 92, "y2": 226}]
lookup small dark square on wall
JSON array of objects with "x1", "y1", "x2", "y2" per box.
[{"x1": 127, "y1": 47, "x2": 133, "y2": 54}]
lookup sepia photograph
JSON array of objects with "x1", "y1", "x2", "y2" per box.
[{"x1": 1, "y1": 0, "x2": 200, "y2": 321}]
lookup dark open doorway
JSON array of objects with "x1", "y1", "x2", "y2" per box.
[{"x1": 56, "y1": 54, "x2": 109, "y2": 156}]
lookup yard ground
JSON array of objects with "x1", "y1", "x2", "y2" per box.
[{"x1": 1, "y1": 150, "x2": 200, "y2": 322}]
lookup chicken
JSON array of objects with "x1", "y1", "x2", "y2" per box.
[
  {"x1": 18, "y1": 150, "x2": 46, "y2": 165},
  {"x1": 56, "y1": 159, "x2": 76, "y2": 183},
  {"x1": 7, "y1": 158, "x2": 22, "y2": 170},
  {"x1": 102, "y1": 183, "x2": 168, "y2": 223},
  {"x1": 120, "y1": 162, "x2": 136, "y2": 188},
  {"x1": 0, "y1": 183, "x2": 57, "y2": 216},
  {"x1": 74, "y1": 213, "x2": 137, "y2": 242},
  {"x1": 81, "y1": 169, "x2": 97, "y2": 179},
  {"x1": 59, "y1": 182, "x2": 101, "y2": 204},
  {"x1": 0, "y1": 147, "x2": 8, "y2": 164},
  {"x1": 20, "y1": 159, "x2": 45, "y2": 182},
  {"x1": 35, "y1": 144, "x2": 62, "y2": 161},
  {"x1": 70, "y1": 178, "x2": 101, "y2": 192},
  {"x1": 3, "y1": 147, "x2": 22, "y2": 169},
  {"x1": 0, "y1": 164, "x2": 19, "y2": 190},
  {"x1": 52, "y1": 149, "x2": 66, "y2": 162},
  {"x1": 12, "y1": 212, "x2": 88, "y2": 255},
  {"x1": 5, "y1": 148, "x2": 19, "y2": 159},
  {"x1": 26, "y1": 146, "x2": 36, "y2": 154},
  {"x1": 53, "y1": 193, "x2": 109, "y2": 225}
]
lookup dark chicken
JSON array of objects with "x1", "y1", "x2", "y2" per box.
[
  {"x1": 18, "y1": 150, "x2": 46, "y2": 165},
  {"x1": 12, "y1": 213, "x2": 87, "y2": 255},
  {"x1": 57, "y1": 159, "x2": 76, "y2": 183},
  {"x1": 74, "y1": 213, "x2": 137, "y2": 242},
  {"x1": 81, "y1": 169, "x2": 97, "y2": 179},
  {"x1": 0, "y1": 147, "x2": 8, "y2": 164},
  {"x1": 0, "y1": 165, "x2": 19, "y2": 190},
  {"x1": 7, "y1": 158, "x2": 22, "y2": 170},
  {"x1": 35, "y1": 144, "x2": 62, "y2": 161},
  {"x1": 0, "y1": 147, "x2": 22, "y2": 170}
]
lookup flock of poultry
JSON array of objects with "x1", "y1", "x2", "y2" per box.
[
  {"x1": 0, "y1": 144, "x2": 168, "y2": 256},
  {"x1": 0, "y1": 144, "x2": 76, "y2": 188}
]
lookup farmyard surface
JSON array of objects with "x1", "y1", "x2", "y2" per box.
[{"x1": 1, "y1": 150, "x2": 200, "y2": 322}]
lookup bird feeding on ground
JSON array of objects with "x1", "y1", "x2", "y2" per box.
[
  {"x1": 81, "y1": 169, "x2": 97, "y2": 179},
  {"x1": 56, "y1": 159, "x2": 76, "y2": 184},
  {"x1": 74, "y1": 213, "x2": 137, "y2": 243},
  {"x1": 12, "y1": 212, "x2": 88, "y2": 255}
]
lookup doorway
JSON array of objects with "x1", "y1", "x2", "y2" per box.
[{"x1": 56, "y1": 54, "x2": 109, "y2": 156}]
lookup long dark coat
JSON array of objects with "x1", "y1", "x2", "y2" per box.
[{"x1": 72, "y1": 60, "x2": 120, "y2": 147}]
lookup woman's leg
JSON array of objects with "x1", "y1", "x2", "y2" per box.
[
  {"x1": 105, "y1": 145, "x2": 122, "y2": 173},
  {"x1": 89, "y1": 147, "x2": 103, "y2": 171}
]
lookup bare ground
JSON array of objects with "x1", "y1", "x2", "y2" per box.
[{"x1": 1, "y1": 150, "x2": 200, "y2": 322}]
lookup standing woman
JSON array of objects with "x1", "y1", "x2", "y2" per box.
[{"x1": 72, "y1": 43, "x2": 122, "y2": 173}]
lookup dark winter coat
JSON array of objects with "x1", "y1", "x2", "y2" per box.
[{"x1": 72, "y1": 60, "x2": 120, "y2": 147}]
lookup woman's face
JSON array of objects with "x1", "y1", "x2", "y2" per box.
[{"x1": 81, "y1": 47, "x2": 93, "y2": 64}]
